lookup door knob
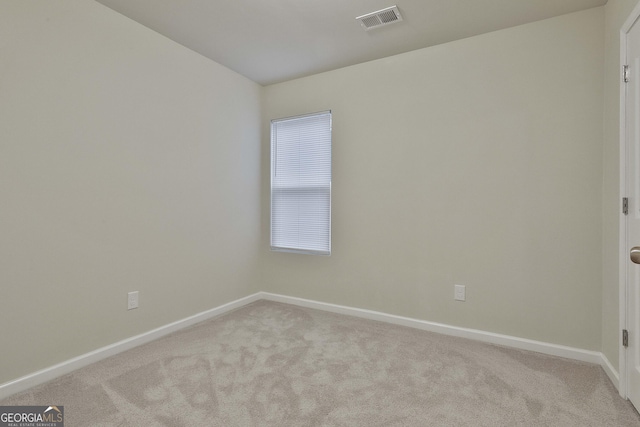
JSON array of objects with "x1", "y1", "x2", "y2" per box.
[{"x1": 631, "y1": 247, "x2": 640, "y2": 264}]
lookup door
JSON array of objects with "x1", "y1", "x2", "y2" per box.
[{"x1": 626, "y1": 15, "x2": 640, "y2": 412}]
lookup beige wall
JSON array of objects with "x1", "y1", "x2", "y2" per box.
[
  {"x1": 262, "y1": 8, "x2": 605, "y2": 351},
  {"x1": 0, "y1": 0, "x2": 261, "y2": 385},
  {"x1": 602, "y1": 0, "x2": 640, "y2": 375}
]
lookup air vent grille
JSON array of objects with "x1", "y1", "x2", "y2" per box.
[{"x1": 356, "y1": 6, "x2": 403, "y2": 31}]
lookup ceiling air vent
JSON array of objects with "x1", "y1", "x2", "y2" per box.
[{"x1": 356, "y1": 6, "x2": 403, "y2": 31}]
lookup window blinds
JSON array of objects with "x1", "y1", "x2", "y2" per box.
[{"x1": 271, "y1": 111, "x2": 332, "y2": 255}]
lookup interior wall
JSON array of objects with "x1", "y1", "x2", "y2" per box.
[
  {"x1": 262, "y1": 8, "x2": 605, "y2": 351},
  {"x1": 602, "y1": 0, "x2": 640, "y2": 377},
  {"x1": 0, "y1": 0, "x2": 262, "y2": 385}
]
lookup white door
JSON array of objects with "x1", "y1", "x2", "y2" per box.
[{"x1": 626, "y1": 15, "x2": 640, "y2": 412}]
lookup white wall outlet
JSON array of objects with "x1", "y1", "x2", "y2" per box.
[
  {"x1": 454, "y1": 284, "x2": 466, "y2": 302},
  {"x1": 127, "y1": 291, "x2": 139, "y2": 310}
]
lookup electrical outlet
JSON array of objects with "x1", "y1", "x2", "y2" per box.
[
  {"x1": 454, "y1": 285, "x2": 466, "y2": 302},
  {"x1": 127, "y1": 291, "x2": 139, "y2": 310}
]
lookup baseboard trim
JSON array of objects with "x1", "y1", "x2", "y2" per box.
[
  {"x1": 600, "y1": 352, "x2": 620, "y2": 391},
  {"x1": 1, "y1": 291, "x2": 617, "y2": 401},
  {"x1": 0, "y1": 292, "x2": 263, "y2": 401},
  {"x1": 259, "y1": 292, "x2": 604, "y2": 365}
]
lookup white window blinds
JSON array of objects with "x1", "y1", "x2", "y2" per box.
[{"x1": 271, "y1": 111, "x2": 332, "y2": 255}]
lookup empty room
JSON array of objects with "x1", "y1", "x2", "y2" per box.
[{"x1": 3, "y1": 0, "x2": 640, "y2": 425}]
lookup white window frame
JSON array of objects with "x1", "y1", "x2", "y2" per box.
[{"x1": 270, "y1": 111, "x2": 332, "y2": 255}]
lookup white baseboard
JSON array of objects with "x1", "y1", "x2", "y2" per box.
[
  {"x1": 600, "y1": 352, "x2": 620, "y2": 391},
  {"x1": 259, "y1": 292, "x2": 606, "y2": 366},
  {"x1": 1, "y1": 290, "x2": 618, "y2": 400},
  {"x1": 0, "y1": 292, "x2": 263, "y2": 401}
]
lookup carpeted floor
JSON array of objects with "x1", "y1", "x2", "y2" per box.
[{"x1": 2, "y1": 300, "x2": 639, "y2": 426}]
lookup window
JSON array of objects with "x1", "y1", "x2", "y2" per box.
[{"x1": 271, "y1": 111, "x2": 332, "y2": 255}]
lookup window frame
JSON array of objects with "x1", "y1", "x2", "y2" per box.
[{"x1": 270, "y1": 110, "x2": 332, "y2": 256}]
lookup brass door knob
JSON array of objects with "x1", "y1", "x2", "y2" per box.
[{"x1": 631, "y1": 247, "x2": 640, "y2": 264}]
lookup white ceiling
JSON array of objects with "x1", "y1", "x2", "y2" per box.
[{"x1": 94, "y1": 0, "x2": 607, "y2": 86}]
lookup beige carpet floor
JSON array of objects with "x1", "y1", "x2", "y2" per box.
[{"x1": 2, "y1": 300, "x2": 639, "y2": 426}]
